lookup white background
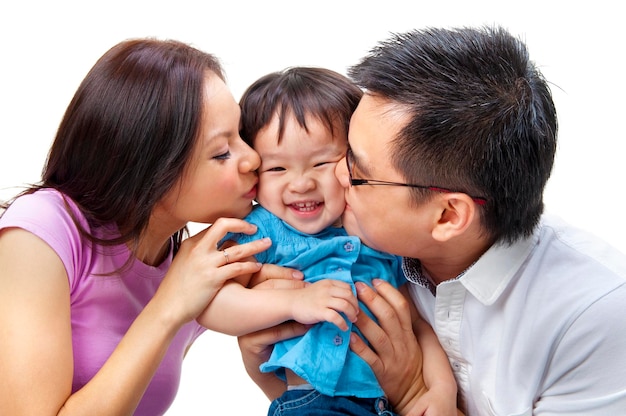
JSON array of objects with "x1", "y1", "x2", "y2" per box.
[{"x1": 1, "y1": 1, "x2": 624, "y2": 414}]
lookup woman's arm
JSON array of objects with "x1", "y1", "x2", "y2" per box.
[
  {"x1": 0, "y1": 228, "x2": 74, "y2": 415},
  {"x1": 0, "y1": 218, "x2": 273, "y2": 415}
]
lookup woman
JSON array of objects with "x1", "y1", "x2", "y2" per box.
[{"x1": 0, "y1": 38, "x2": 301, "y2": 415}]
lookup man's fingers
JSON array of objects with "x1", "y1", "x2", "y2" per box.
[
  {"x1": 355, "y1": 281, "x2": 400, "y2": 329},
  {"x1": 349, "y1": 331, "x2": 384, "y2": 375},
  {"x1": 371, "y1": 280, "x2": 413, "y2": 331},
  {"x1": 238, "y1": 321, "x2": 307, "y2": 353}
]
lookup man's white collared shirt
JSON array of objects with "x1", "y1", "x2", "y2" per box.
[{"x1": 405, "y1": 213, "x2": 626, "y2": 415}]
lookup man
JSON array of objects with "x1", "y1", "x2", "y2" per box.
[{"x1": 241, "y1": 26, "x2": 626, "y2": 415}]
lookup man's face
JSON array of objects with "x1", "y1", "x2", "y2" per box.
[{"x1": 336, "y1": 94, "x2": 434, "y2": 258}]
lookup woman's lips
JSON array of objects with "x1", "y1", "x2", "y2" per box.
[{"x1": 244, "y1": 184, "x2": 257, "y2": 200}]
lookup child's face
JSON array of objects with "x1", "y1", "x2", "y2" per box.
[{"x1": 254, "y1": 112, "x2": 347, "y2": 235}]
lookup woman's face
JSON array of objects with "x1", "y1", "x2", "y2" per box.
[{"x1": 156, "y1": 73, "x2": 260, "y2": 228}]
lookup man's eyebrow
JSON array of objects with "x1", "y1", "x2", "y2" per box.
[{"x1": 350, "y1": 146, "x2": 373, "y2": 176}]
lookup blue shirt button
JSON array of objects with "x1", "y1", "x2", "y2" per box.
[
  {"x1": 334, "y1": 335, "x2": 343, "y2": 346},
  {"x1": 343, "y1": 242, "x2": 354, "y2": 252}
]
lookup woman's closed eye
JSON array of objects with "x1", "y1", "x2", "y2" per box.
[{"x1": 213, "y1": 150, "x2": 231, "y2": 160}]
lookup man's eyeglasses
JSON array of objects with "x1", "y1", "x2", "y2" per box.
[{"x1": 345, "y1": 147, "x2": 487, "y2": 206}]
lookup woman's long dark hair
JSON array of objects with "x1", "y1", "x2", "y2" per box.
[{"x1": 2, "y1": 38, "x2": 224, "y2": 256}]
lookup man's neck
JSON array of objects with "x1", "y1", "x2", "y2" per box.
[{"x1": 422, "y1": 238, "x2": 492, "y2": 285}]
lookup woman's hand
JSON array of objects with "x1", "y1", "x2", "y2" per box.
[
  {"x1": 350, "y1": 279, "x2": 428, "y2": 415},
  {"x1": 153, "y1": 218, "x2": 273, "y2": 327}
]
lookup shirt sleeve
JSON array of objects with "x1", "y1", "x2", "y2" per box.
[
  {"x1": 535, "y1": 282, "x2": 626, "y2": 414},
  {"x1": 0, "y1": 190, "x2": 87, "y2": 288}
]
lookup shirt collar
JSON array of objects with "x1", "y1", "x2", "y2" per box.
[{"x1": 402, "y1": 232, "x2": 538, "y2": 305}]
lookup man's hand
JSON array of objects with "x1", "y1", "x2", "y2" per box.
[
  {"x1": 350, "y1": 280, "x2": 428, "y2": 415},
  {"x1": 237, "y1": 321, "x2": 307, "y2": 400},
  {"x1": 238, "y1": 264, "x2": 307, "y2": 399}
]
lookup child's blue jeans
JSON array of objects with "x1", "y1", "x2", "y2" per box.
[{"x1": 267, "y1": 389, "x2": 397, "y2": 416}]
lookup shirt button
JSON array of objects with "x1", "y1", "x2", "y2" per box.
[
  {"x1": 452, "y1": 362, "x2": 461, "y2": 370},
  {"x1": 343, "y1": 242, "x2": 354, "y2": 252},
  {"x1": 334, "y1": 335, "x2": 343, "y2": 346}
]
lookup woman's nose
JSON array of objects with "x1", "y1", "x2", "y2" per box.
[{"x1": 239, "y1": 140, "x2": 261, "y2": 173}]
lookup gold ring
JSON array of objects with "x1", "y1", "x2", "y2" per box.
[{"x1": 222, "y1": 249, "x2": 230, "y2": 265}]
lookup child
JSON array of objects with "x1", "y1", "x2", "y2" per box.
[{"x1": 197, "y1": 67, "x2": 456, "y2": 415}]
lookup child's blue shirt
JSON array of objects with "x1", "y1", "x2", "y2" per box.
[{"x1": 224, "y1": 205, "x2": 404, "y2": 398}]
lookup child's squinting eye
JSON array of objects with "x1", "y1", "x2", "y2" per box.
[
  {"x1": 266, "y1": 167, "x2": 286, "y2": 172},
  {"x1": 314, "y1": 160, "x2": 337, "y2": 168}
]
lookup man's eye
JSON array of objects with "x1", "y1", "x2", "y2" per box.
[{"x1": 213, "y1": 151, "x2": 231, "y2": 160}]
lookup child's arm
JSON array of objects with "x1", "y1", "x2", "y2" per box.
[
  {"x1": 401, "y1": 284, "x2": 462, "y2": 416},
  {"x1": 197, "y1": 270, "x2": 359, "y2": 336}
]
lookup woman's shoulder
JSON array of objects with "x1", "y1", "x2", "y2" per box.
[
  {"x1": 5, "y1": 188, "x2": 70, "y2": 208},
  {"x1": 1, "y1": 188, "x2": 85, "y2": 228},
  {"x1": 0, "y1": 189, "x2": 92, "y2": 282}
]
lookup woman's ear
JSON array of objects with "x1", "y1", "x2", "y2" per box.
[{"x1": 431, "y1": 194, "x2": 476, "y2": 242}]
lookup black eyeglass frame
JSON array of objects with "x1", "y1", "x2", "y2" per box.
[{"x1": 345, "y1": 147, "x2": 487, "y2": 206}]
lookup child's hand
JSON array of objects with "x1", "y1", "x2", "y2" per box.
[{"x1": 291, "y1": 280, "x2": 359, "y2": 331}]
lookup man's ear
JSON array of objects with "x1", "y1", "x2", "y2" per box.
[{"x1": 431, "y1": 194, "x2": 476, "y2": 242}]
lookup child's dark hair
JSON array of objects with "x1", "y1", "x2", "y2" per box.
[{"x1": 239, "y1": 67, "x2": 362, "y2": 145}]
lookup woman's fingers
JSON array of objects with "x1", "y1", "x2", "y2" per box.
[
  {"x1": 187, "y1": 218, "x2": 272, "y2": 272},
  {"x1": 158, "y1": 219, "x2": 269, "y2": 324},
  {"x1": 219, "y1": 237, "x2": 269, "y2": 265}
]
